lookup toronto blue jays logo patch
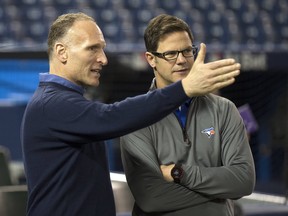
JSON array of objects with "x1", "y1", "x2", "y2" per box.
[{"x1": 201, "y1": 127, "x2": 215, "y2": 138}]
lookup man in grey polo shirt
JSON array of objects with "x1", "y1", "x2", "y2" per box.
[{"x1": 120, "y1": 14, "x2": 255, "y2": 216}]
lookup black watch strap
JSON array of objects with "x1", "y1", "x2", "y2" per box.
[{"x1": 171, "y1": 163, "x2": 183, "y2": 183}]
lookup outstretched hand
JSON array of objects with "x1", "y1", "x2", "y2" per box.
[{"x1": 182, "y1": 43, "x2": 241, "y2": 97}]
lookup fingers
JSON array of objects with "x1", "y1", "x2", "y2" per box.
[
  {"x1": 194, "y1": 43, "x2": 206, "y2": 64},
  {"x1": 206, "y1": 60, "x2": 241, "y2": 84},
  {"x1": 206, "y1": 58, "x2": 237, "y2": 70},
  {"x1": 214, "y1": 70, "x2": 240, "y2": 84},
  {"x1": 210, "y1": 67, "x2": 240, "y2": 91},
  {"x1": 214, "y1": 77, "x2": 237, "y2": 90},
  {"x1": 214, "y1": 63, "x2": 241, "y2": 76}
]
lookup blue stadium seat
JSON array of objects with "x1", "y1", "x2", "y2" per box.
[
  {"x1": 90, "y1": 0, "x2": 111, "y2": 9},
  {"x1": 124, "y1": 0, "x2": 144, "y2": 10},
  {"x1": 0, "y1": 0, "x2": 286, "y2": 51}
]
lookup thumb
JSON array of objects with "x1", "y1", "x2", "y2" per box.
[{"x1": 194, "y1": 43, "x2": 206, "y2": 64}]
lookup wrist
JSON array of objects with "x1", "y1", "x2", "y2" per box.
[{"x1": 181, "y1": 79, "x2": 191, "y2": 98}]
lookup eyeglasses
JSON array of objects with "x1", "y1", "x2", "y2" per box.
[{"x1": 151, "y1": 45, "x2": 198, "y2": 61}]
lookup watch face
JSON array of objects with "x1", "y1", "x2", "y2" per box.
[
  {"x1": 171, "y1": 165, "x2": 183, "y2": 183},
  {"x1": 172, "y1": 168, "x2": 181, "y2": 177}
]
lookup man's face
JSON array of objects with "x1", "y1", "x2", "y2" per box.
[
  {"x1": 62, "y1": 20, "x2": 108, "y2": 87},
  {"x1": 146, "y1": 31, "x2": 195, "y2": 89}
]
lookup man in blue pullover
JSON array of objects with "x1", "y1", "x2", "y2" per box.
[{"x1": 21, "y1": 12, "x2": 240, "y2": 216}]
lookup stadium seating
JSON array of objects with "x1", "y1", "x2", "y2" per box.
[{"x1": 0, "y1": 0, "x2": 287, "y2": 52}]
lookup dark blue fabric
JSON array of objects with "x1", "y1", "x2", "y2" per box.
[
  {"x1": 21, "y1": 74, "x2": 189, "y2": 216},
  {"x1": 39, "y1": 72, "x2": 84, "y2": 94}
]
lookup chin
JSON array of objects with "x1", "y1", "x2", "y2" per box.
[
  {"x1": 174, "y1": 76, "x2": 186, "y2": 82},
  {"x1": 91, "y1": 83, "x2": 100, "y2": 87},
  {"x1": 89, "y1": 79, "x2": 100, "y2": 87},
  {"x1": 84, "y1": 82, "x2": 99, "y2": 88}
]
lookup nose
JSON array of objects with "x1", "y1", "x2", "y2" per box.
[
  {"x1": 176, "y1": 52, "x2": 187, "y2": 64},
  {"x1": 97, "y1": 50, "x2": 108, "y2": 66}
]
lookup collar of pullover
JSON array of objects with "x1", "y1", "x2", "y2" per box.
[{"x1": 39, "y1": 73, "x2": 85, "y2": 95}]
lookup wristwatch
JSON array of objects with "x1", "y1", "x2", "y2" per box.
[{"x1": 171, "y1": 163, "x2": 183, "y2": 183}]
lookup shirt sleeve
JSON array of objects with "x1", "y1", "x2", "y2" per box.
[
  {"x1": 120, "y1": 128, "x2": 212, "y2": 213},
  {"x1": 180, "y1": 100, "x2": 256, "y2": 199},
  {"x1": 44, "y1": 81, "x2": 189, "y2": 142}
]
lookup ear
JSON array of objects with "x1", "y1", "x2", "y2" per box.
[
  {"x1": 55, "y1": 42, "x2": 68, "y2": 63},
  {"x1": 145, "y1": 52, "x2": 156, "y2": 68}
]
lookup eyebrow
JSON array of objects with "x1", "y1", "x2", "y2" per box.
[
  {"x1": 158, "y1": 45, "x2": 193, "y2": 53},
  {"x1": 86, "y1": 43, "x2": 105, "y2": 50}
]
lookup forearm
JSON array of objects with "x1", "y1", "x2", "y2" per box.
[
  {"x1": 126, "y1": 167, "x2": 212, "y2": 213},
  {"x1": 48, "y1": 81, "x2": 188, "y2": 142},
  {"x1": 181, "y1": 121, "x2": 255, "y2": 199},
  {"x1": 181, "y1": 163, "x2": 255, "y2": 199},
  {"x1": 120, "y1": 135, "x2": 212, "y2": 213}
]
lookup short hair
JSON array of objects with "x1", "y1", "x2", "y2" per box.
[
  {"x1": 47, "y1": 12, "x2": 95, "y2": 58},
  {"x1": 144, "y1": 14, "x2": 194, "y2": 52}
]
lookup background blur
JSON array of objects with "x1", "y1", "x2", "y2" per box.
[{"x1": 0, "y1": 0, "x2": 287, "y2": 215}]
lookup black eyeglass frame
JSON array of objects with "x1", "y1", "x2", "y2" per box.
[{"x1": 151, "y1": 45, "x2": 198, "y2": 61}]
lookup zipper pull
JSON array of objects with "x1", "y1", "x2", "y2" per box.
[{"x1": 183, "y1": 128, "x2": 191, "y2": 145}]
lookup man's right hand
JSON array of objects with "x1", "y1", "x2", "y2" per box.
[
  {"x1": 160, "y1": 164, "x2": 174, "y2": 182},
  {"x1": 182, "y1": 43, "x2": 241, "y2": 97}
]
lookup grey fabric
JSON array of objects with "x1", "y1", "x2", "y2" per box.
[{"x1": 121, "y1": 82, "x2": 255, "y2": 216}]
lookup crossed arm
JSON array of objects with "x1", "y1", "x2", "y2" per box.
[
  {"x1": 161, "y1": 102, "x2": 256, "y2": 200},
  {"x1": 120, "y1": 131, "x2": 212, "y2": 213}
]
